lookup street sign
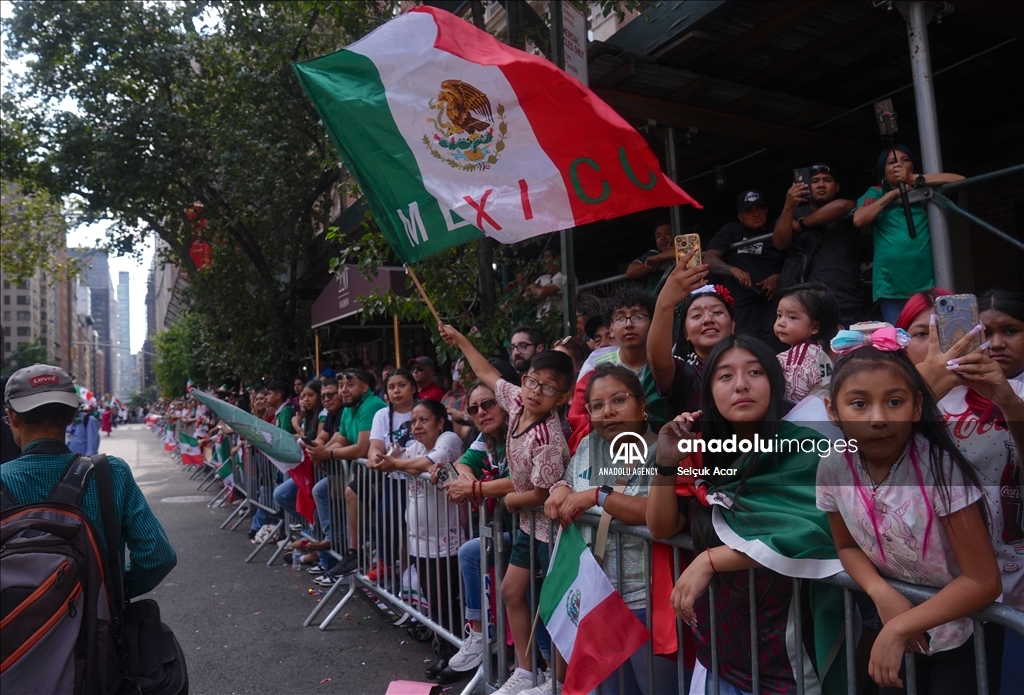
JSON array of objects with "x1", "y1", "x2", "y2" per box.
[{"x1": 562, "y1": 2, "x2": 588, "y2": 86}]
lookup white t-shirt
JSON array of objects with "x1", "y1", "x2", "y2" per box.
[
  {"x1": 369, "y1": 407, "x2": 414, "y2": 449},
  {"x1": 535, "y1": 271, "x2": 565, "y2": 319},
  {"x1": 405, "y1": 431, "x2": 465, "y2": 559},
  {"x1": 938, "y1": 382, "x2": 1024, "y2": 609},
  {"x1": 816, "y1": 432, "x2": 983, "y2": 652}
]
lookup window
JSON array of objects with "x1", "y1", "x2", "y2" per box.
[
  {"x1": 2, "y1": 281, "x2": 8, "y2": 289},
  {"x1": 2, "y1": 311, "x2": 8, "y2": 321},
  {"x1": 3, "y1": 296, "x2": 9, "y2": 305},
  {"x1": 17, "y1": 282, "x2": 29, "y2": 290},
  {"x1": 40, "y1": 326, "x2": 47, "y2": 335},
  {"x1": 16, "y1": 327, "x2": 31, "y2": 336},
  {"x1": 16, "y1": 295, "x2": 30, "y2": 305},
  {"x1": 40, "y1": 298, "x2": 47, "y2": 308},
  {"x1": 2, "y1": 327, "x2": 8, "y2": 336},
  {"x1": 3, "y1": 342, "x2": 10, "y2": 352},
  {"x1": 40, "y1": 311, "x2": 47, "y2": 321},
  {"x1": 17, "y1": 311, "x2": 30, "y2": 321}
]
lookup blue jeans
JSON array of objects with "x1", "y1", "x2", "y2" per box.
[
  {"x1": 880, "y1": 298, "x2": 908, "y2": 326},
  {"x1": 458, "y1": 533, "x2": 511, "y2": 622},
  {"x1": 1002, "y1": 627, "x2": 1023, "y2": 695},
  {"x1": 274, "y1": 477, "x2": 337, "y2": 570},
  {"x1": 597, "y1": 609, "x2": 684, "y2": 695}
]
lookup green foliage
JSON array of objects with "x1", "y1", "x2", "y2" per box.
[
  {"x1": 153, "y1": 313, "x2": 200, "y2": 399},
  {"x1": 4, "y1": 339, "x2": 49, "y2": 372},
  {"x1": 126, "y1": 390, "x2": 149, "y2": 410},
  {"x1": 2, "y1": 0, "x2": 397, "y2": 378},
  {"x1": 0, "y1": 182, "x2": 80, "y2": 285}
]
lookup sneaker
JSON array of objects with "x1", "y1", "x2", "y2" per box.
[
  {"x1": 519, "y1": 673, "x2": 554, "y2": 695},
  {"x1": 307, "y1": 563, "x2": 326, "y2": 575},
  {"x1": 314, "y1": 574, "x2": 339, "y2": 587},
  {"x1": 366, "y1": 560, "x2": 387, "y2": 582},
  {"x1": 328, "y1": 550, "x2": 358, "y2": 578},
  {"x1": 446, "y1": 629, "x2": 484, "y2": 672},
  {"x1": 289, "y1": 522, "x2": 304, "y2": 532},
  {"x1": 494, "y1": 669, "x2": 541, "y2": 695}
]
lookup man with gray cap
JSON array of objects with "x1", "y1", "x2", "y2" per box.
[{"x1": 1, "y1": 364, "x2": 177, "y2": 597}]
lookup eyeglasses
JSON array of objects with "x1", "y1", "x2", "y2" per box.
[
  {"x1": 509, "y1": 342, "x2": 536, "y2": 353},
  {"x1": 322, "y1": 391, "x2": 339, "y2": 399},
  {"x1": 521, "y1": 375, "x2": 564, "y2": 398},
  {"x1": 610, "y1": 314, "x2": 649, "y2": 327},
  {"x1": 410, "y1": 366, "x2": 428, "y2": 373},
  {"x1": 466, "y1": 398, "x2": 498, "y2": 416},
  {"x1": 810, "y1": 163, "x2": 833, "y2": 176},
  {"x1": 553, "y1": 336, "x2": 574, "y2": 348},
  {"x1": 584, "y1": 391, "x2": 636, "y2": 416},
  {"x1": 340, "y1": 370, "x2": 363, "y2": 381}
]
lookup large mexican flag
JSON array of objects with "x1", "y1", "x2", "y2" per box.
[
  {"x1": 178, "y1": 431, "x2": 203, "y2": 466},
  {"x1": 293, "y1": 6, "x2": 700, "y2": 264},
  {"x1": 539, "y1": 524, "x2": 649, "y2": 695}
]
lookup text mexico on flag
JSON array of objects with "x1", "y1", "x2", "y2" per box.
[
  {"x1": 540, "y1": 524, "x2": 649, "y2": 695},
  {"x1": 293, "y1": 6, "x2": 700, "y2": 263}
]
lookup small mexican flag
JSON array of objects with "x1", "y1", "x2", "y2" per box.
[
  {"x1": 539, "y1": 524, "x2": 649, "y2": 695},
  {"x1": 293, "y1": 6, "x2": 700, "y2": 264},
  {"x1": 178, "y1": 431, "x2": 203, "y2": 466}
]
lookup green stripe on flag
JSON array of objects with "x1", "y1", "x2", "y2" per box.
[
  {"x1": 539, "y1": 524, "x2": 585, "y2": 622},
  {"x1": 293, "y1": 51, "x2": 482, "y2": 263}
]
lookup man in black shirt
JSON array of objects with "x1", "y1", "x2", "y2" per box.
[
  {"x1": 706, "y1": 190, "x2": 786, "y2": 349},
  {"x1": 773, "y1": 164, "x2": 863, "y2": 327}
]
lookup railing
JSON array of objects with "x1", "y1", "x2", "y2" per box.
[{"x1": 152, "y1": 423, "x2": 1024, "y2": 695}]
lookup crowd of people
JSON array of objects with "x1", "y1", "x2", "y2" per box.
[{"x1": 150, "y1": 149, "x2": 1022, "y2": 695}]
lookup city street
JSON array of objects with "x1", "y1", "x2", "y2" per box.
[{"x1": 108, "y1": 424, "x2": 437, "y2": 694}]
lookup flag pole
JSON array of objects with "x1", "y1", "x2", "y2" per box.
[
  {"x1": 315, "y1": 331, "x2": 320, "y2": 377},
  {"x1": 404, "y1": 264, "x2": 443, "y2": 326}
]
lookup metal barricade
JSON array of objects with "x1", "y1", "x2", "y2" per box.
[{"x1": 241, "y1": 447, "x2": 286, "y2": 563}]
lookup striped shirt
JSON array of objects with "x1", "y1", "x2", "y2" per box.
[
  {"x1": 493, "y1": 379, "x2": 569, "y2": 542},
  {"x1": 1, "y1": 438, "x2": 177, "y2": 598}
]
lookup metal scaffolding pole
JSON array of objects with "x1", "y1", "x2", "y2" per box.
[
  {"x1": 666, "y1": 127, "x2": 682, "y2": 236},
  {"x1": 904, "y1": 1, "x2": 953, "y2": 288},
  {"x1": 551, "y1": 0, "x2": 577, "y2": 337}
]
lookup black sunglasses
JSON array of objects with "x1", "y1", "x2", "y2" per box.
[
  {"x1": 810, "y1": 163, "x2": 833, "y2": 176},
  {"x1": 466, "y1": 399, "x2": 498, "y2": 416}
]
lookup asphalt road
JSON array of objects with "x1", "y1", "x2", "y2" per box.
[{"x1": 108, "y1": 424, "x2": 438, "y2": 695}]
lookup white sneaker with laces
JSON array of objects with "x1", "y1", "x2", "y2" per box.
[
  {"x1": 494, "y1": 668, "x2": 544, "y2": 695},
  {"x1": 518, "y1": 674, "x2": 554, "y2": 695},
  {"x1": 446, "y1": 629, "x2": 484, "y2": 672}
]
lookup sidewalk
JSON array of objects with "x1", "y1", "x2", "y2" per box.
[{"x1": 107, "y1": 424, "x2": 437, "y2": 694}]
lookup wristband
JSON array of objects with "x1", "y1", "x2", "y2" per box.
[
  {"x1": 915, "y1": 174, "x2": 927, "y2": 188},
  {"x1": 656, "y1": 465, "x2": 678, "y2": 477},
  {"x1": 707, "y1": 547, "x2": 717, "y2": 573},
  {"x1": 597, "y1": 485, "x2": 613, "y2": 508},
  {"x1": 594, "y1": 487, "x2": 601, "y2": 506}
]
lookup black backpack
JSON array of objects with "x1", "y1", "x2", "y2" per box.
[
  {"x1": 1, "y1": 454, "x2": 122, "y2": 694},
  {"x1": 1, "y1": 453, "x2": 187, "y2": 695}
]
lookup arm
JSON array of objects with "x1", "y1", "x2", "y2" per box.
[
  {"x1": 529, "y1": 283, "x2": 561, "y2": 299},
  {"x1": 438, "y1": 323, "x2": 502, "y2": 391},
  {"x1": 329, "y1": 430, "x2": 372, "y2": 461},
  {"x1": 853, "y1": 189, "x2": 901, "y2": 228},
  {"x1": 672, "y1": 545, "x2": 759, "y2": 623},
  {"x1": 626, "y1": 259, "x2": 651, "y2": 279},
  {"x1": 704, "y1": 249, "x2": 751, "y2": 289},
  {"x1": 802, "y1": 198, "x2": 856, "y2": 227},
  {"x1": 648, "y1": 252, "x2": 708, "y2": 393},
  {"x1": 505, "y1": 486, "x2": 549, "y2": 514},
  {"x1": 773, "y1": 184, "x2": 806, "y2": 250},
  {"x1": 120, "y1": 468, "x2": 178, "y2": 598}
]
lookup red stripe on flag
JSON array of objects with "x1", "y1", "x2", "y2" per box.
[
  {"x1": 288, "y1": 453, "x2": 317, "y2": 525},
  {"x1": 419, "y1": 6, "x2": 700, "y2": 227},
  {"x1": 561, "y1": 592, "x2": 650, "y2": 695}
]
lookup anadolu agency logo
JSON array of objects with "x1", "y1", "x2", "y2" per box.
[{"x1": 609, "y1": 431, "x2": 648, "y2": 466}]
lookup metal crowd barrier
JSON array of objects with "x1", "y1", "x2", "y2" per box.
[
  {"x1": 240, "y1": 447, "x2": 287, "y2": 563},
  {"x1": 164, "y1": 438, "x2": 1024, "y2": 695}
]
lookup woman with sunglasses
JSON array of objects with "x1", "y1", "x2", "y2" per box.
[
  {"x1": 434, "y1": 381, "x2": 516, "y2": 683},
  {"x1": 543, "y1": 364, "x2": 680, "y2": 695}
]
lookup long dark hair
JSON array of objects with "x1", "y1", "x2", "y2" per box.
[
  {"x1": 980, "y1": 288, "x2": 1024, "y2": 382},
  {"x1": 300, "y1": 380, "x2": 322, "y2": 437},
  {"x1": 691, "y1": 335, "x2": 787, "y2": 552},
  {"x1": 385, "y1": 368, "x2": 419, "y2": 445},
  {"x1": 828, "y1": 346, "x2": 986, "y2": 550}
]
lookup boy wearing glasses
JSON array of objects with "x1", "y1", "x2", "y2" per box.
[
  {"x1": 566, "y1": 287, "x2": 670, "y2": 453},
  {"x1": 439, "y1": 322, "x2": 573, "y2": 695}
]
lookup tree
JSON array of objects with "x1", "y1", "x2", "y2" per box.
[
  {"x1": 3, "y1": 339, "x2": 49, "y2": 372},
  {"x1": 2, "y1": 0, "x2": 397, "y2": 377}
]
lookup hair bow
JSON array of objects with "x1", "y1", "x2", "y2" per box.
[
  {"x1": 830, "y1": 324, "x2": 910, "y2": 355},
  {"x1": 690, "y1": 283, "x2": 736, "y2": 308}
]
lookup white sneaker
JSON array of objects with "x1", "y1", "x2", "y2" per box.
[
  {"x1": 447, "y1": 629, "x2": 484, "y2": 672},
  {"x1": 494, "y1": 668, "x2": 542, "y2": 695},
  {"x1": 519, "y1": 672, "x2": 554, "y2": 695}
]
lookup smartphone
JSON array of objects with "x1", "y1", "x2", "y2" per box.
[
  {"x1": 435, "y1": 461, "x2": 459, "y2": 486},
  {"x1": 674, "y1": 233, "x2": 702, "y2": 269},
  {"x1": 935, "y1": 294, "x2": 981, "y2": 354},
  {"x1": 793, "y1": 168, "x2": 813, "y2": 200}
]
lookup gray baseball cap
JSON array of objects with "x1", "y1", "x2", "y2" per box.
[{"x1": 4, "y1": 364, "x2": 80, "y2": 412}]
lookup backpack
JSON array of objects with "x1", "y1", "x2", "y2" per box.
[
  {"x1": 0, "y1": 454, "x2": 122, "y2": 695},
  {"x1": 778, "y1": 225, "x2": 823, "y2": 291}
]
